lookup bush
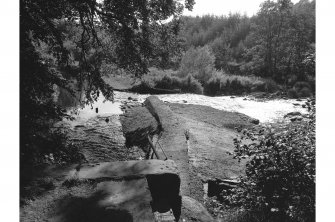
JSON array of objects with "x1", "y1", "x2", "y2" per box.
[
  {"x1": 181, "y1": 74, "x2": 204, "y2": 94},
  {"x1": 222, "y1": 102, "x2": 315, "y2": 221},
  {"x1": 287, "y1": 81, "x2": 312, "y2": 98},
  {"x1": 204, "y1": 76, "x2": 222, "y2": 96},
  {"x1": 21, "y1": 126, "x2": 83, "y2": 166},
  {"x1": 287, "y1": 88, "x2": 299, "y2": 98},
  {"x1": 204, "y1": 71, "x2": 278, "y2": 96},
  {"x1": 154, "y1": 74, "x2": 203, "y2": 94},
  {"x1": 179, "y1": 46, "x2": 216, "y2": 84}
]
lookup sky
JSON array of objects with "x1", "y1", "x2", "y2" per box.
[{"x1": 183, "y1": 0, "x2": 301, "y2": 17}]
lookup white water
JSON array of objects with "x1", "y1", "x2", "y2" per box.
[
  {"x1": 115, "y1": 92, "x2": 308, "y2": 123},
  {"x1": 67, "y1": 91, "x2": 308, "y2": 124}
]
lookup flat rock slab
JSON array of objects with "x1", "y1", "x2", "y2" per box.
[
  {"x1": 59, "y1": 160, "x2": 182, "y2": 222},
  {"x1": 68, "y1": 159, "x2": 179, "y2": 180},
  {"x1": 144, "y1": 96, "x2": 190, "y2": 196}
]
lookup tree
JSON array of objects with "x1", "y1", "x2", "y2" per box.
[
  {"x1": 179, "y1": 46, "x2": 216, "y2": 84},
  {"x1": 150, "y1": 19, "x2": 185, "y2": 69},
  {"x1": 241, "y1": 0, "x2": 315, "y2": 85},
  {"x1": 20, "y1": 0, "x2": 195, "y2": 164}
]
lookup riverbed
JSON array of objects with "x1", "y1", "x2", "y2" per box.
[{"x1": 68, "y1": 91, "x2": 307, "y2": 124}]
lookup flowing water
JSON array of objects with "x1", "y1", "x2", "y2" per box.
[
  {"x1": 115, "y1": 92, "x2": 307, "y2": 123},
  {"x1": 56, "y1": 91, "x2": 307, "y2": 162}
]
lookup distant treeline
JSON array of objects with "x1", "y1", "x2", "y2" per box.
[{"x1": 145, "y1": 0, "x2": 315, "y2": 97}]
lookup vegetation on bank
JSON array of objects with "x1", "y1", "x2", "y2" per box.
[
  {"x1": 205, "y1": 100, "x2": 315, "y2": 222},
  {"x1": 130, "y1": 0, "x2": 315, "y2": 97},
  {"x1": 134, "y1": 68, "x2": 279, "y2": 96}
]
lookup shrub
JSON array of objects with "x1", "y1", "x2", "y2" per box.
[
  {"x1": 300, "y1": 87, "x2": 312, "y2": 97},
  {"x1": 181, "y1": 74, "x2": 204, "y2": 94},
  {"x1": 204, "y1": 76, "x2": 222, "y2": 96},
  {"x1": 129, "y1": 80, "x2": 154, "y2": 94},
  {"x1": 204, "y1": 71, "x2": 278, "y2": 96},
  {"x1": 287, "y1": 88, "x2": 299, "y2": 98},
  {"x1": 179, "y1": 46, "x2": 216, "y2": 84},
  {"x1": 154, "y1": 74, "x2": 203, "y2": 94},
  {"x1": 287, "y1": 81, "x2": 312, "y2": 98},
  {"x1": 222, "y1": 102, "x2": 315, "y2": 222}
]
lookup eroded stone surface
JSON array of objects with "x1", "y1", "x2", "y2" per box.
[
  {"x1": 68, "y1": 159, "x2": 179, "y2": 180},
  {"x1": 120, "y1": 106, "x2": 159, "y2": 148},
  {"x1": 144, "y1": 96, "x2": 190, "y2": 196}
]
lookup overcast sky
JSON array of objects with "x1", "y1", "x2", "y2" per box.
[{"x1": 183, "y1": 0, "x2": 301, "y2": 17}]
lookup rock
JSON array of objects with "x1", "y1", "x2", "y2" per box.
[
  {"x1": 128, "y1": 97, "x2": 133, "y2": 100},
  {"x1": 183, "y1": 100, "x2": 187, "y2": 103},
  {"x1": 181, "y1": 196, "x2": 214, "y2": 222},
  {"x1": 120, "y1": 106, "x2": 159, "y2": 147},
  {"x1": 250, "y1": 118, "x2": 260, "y2": 125},
  {"x1": 105, "y1": 118, "x2": 109, "y2": 123},
  {"x1": 230, "y1": 96, "x2": 236, "y2": 99},
  {"x1": 293, "y1": 103, "x2": 300, "y2": 106},
  {"x1": 144, "y1": 96, "x2": 190, "y2": 196},
  {"x1": 290, "y1": 116, "x2": 303, "y2": 122},
  {"x1": 284, "y1": 111, "x2": 301, "y2": 118},
  {"x1": 243, "y1": 98, "x2": 248, "y2": 100}
]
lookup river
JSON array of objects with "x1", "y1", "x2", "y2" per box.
[
  {"x1": 55, "y1": 91, "x2": 307, "y2": 162},
  {"x1": 65, "y1": 91, "x2": 307, "y2": 124}
]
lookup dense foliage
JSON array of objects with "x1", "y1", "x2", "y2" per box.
[
  {"x1": 217, "y1": 100, "x2": 315, "y2": 222},
  {"x1": 20, "y1": 0, "x2": 195, "y2": 164},
  {"x1": 20, "y1": 0, "x2": 315, "y2": 164},
  {"x1": 176, "y1": 0, "x2": 315, "y2": 95},
  {"x1": 204, "y1": 72, "x2": 278, "y2": 96}
]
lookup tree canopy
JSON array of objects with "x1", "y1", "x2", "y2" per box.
[{"x1": 20, "y1": 0, "x2": 195, "y2": 163}]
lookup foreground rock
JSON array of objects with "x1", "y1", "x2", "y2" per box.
[{"x1": 22, "y1": 160, "x2": 184, "y2": 222}]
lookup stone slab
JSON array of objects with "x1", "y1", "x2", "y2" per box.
[
  {"x1": 144, "y1": 96, "x2": 190, "y2": 196},
  {"x1": 67, "y1": 159, "x2": 179, "y2": 180}
]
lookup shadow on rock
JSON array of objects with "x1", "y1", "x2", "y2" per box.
[{"x1": 52, "y1": 190, "x2": 133, "y2": 222}]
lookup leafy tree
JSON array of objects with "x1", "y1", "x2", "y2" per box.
[
  {"x1": 150, "y1": 19, "x2": 185, "y2": 69},
  {"x1": 178, "y1": 46, "x2": 216, "y2": 84},
  {"x1": 20, "y1": 0, "x2": 195, "y2": 164},
  {"x1": 241, "y1": 0, "x2": 315, "y2": 85}
]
